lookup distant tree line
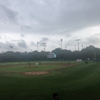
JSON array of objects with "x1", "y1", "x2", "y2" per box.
[{"x1": 0, "y1": 45, "x2": 99, "y2": 62}]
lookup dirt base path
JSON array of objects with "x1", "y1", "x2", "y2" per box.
[
  {"x1": 22, "y1": 71, "x2": 49, "y2": 76},
  {"x1": 22, "y1": 64, "x2": 76, "y2": 76},
  {"x1": 0, "y1": 63, "x2": 76, "y2": 76}
]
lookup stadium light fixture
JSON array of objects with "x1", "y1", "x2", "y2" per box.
[{"x1": 75, "y1": 39, "x2": 81, "y2": 51}]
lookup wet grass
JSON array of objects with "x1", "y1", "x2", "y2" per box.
[{"x1": 0, "y1": 61, "x2": 100, "y2": 100}]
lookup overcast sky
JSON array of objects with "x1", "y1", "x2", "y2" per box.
[{"x1": 0, "y1": 0, "x2": 100, "y2": 52}]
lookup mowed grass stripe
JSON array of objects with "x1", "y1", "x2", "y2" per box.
[
  {"x1": 0, "y1": 61, "x2": 100, "y2": 100},
  {"x1": 0, "y1": 61, "x2": 72, "y2": 72},
  {"x1": 0, "y1": 64, "x2": 64, "y2": 72}
]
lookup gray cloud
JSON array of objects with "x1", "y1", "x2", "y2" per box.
[
  {"x1": 30, "y1": 41, "x2": 36, "y2": 46},
  {"x1": 65, "y1": 40, "x2": 76, "y2": 46},
  {"x1": 40, "y1": 37, "x2": 49, "y2": 42},
  {"x1": 0, "y1": 41, "x2": 17, "y2": 52},
  {"x1": 0, "y1": 0, "x2": 100, "y2": 35},
  {"x1": 85, "y1": 34, "x2": 100, "y2": 45},
  {"x1": 18, "y1": 40, "x2": 27, "y2": 48},
  {"x1": 39, "y1": 37, "x2": 49, "y2": 46},
  {"x1": 4, "y1": 35, "x2": 8, "y2": 39},
  {"x1": 0, "y1": 4, "x2": 18, "y2": 24},
  {"x1": 67, "y1": 34, "x2": 100, "y2": 48},
  {"x1": 20, "y1": 34, "x2": 25, "y2": 38},
  {"x1": 95, "y1": 33, "x2": 100, "y2": 36},
  {"x1": 66, "y1": 34, "x2": 72, "y2": 38},
  {"x1": 0, "y1": 0, "x2": 100, "y2": 51},
  {"x1": 21, "y1": 25, "x2": 31, "y2": 31},
  {"x1": 11, "y1": 40, "x2": 18, "y2": 42}
]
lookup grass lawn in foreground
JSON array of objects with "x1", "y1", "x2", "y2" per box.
[{"x1": 0, "y1": 61, "x2": 100, "y2": 100}]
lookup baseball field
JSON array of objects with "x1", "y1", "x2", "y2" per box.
[{"x1": 0, "y1": 61, "x2": 100, "y2": 100}]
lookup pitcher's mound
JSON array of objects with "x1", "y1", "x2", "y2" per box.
[{"x1": 22, "y1": 71, "x2": 49, "y2": 76}]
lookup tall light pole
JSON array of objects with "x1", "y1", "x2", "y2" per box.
[
  {"x1": 61, "y1": 39, "x2": 63, "y2": 49},
  {"x1": 42, "y1": 43, "x2": 46, "y2": 51},
  {"x1": 75, "y1": 39, "x2": 81, "y2": 51}
]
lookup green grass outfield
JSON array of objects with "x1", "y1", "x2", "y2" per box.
[{"x1": 0, "y1": 61, "x2": 100, "y2": 100}]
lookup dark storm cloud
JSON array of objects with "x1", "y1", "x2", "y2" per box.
[
  {"x1": 18, "y1": 40, "x2": 27, "y2": 48},
  {"x1": 32, "y1": 0, "x2": 100, "y2": 34},
  {"x1": 0, "y1": 0, "x2": 100, "y2": 35},
  {"x1": 0, "y1": 4, "x2": 18, "y2": 24}
]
